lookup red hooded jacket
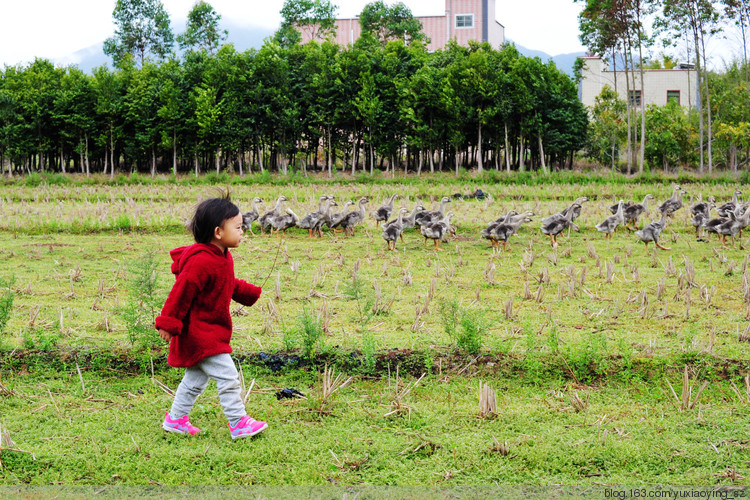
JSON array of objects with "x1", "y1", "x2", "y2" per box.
[{"x1": 155, "y1": 243, "x2": 262, "y2": 367}]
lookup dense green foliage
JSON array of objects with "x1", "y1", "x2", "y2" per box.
[{"x1": 0, "y1": 8, "x2": 586, "y2": 178}]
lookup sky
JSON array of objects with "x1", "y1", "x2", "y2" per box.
[{"x1": 0, "y1": 0, "x2": 741, "y2": 68}]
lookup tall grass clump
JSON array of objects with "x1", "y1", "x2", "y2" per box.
[
  {"x1": 0, "y1": 277, "x2": 14, "y2": 337},
  {"x1": 284, "y1": 307, "x2": 325, "y2": 360},
  {"x1": 122, "y1": 253, "x2": 164, "y2": 351},
  {"x1": 439, "y1": 299, "x2": 487, "y2": 355}
]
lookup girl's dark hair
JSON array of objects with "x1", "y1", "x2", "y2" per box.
[{"x1": 188, "y1": 190, "x2": 240, "y2": 244}]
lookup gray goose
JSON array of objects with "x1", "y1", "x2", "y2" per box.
[
  {"x1": 270, "y1": 208, "x2": 299, "y2": 237},
  {"x1": 544, "y1": 197, "x2": 588, "y2": 225},
  {"x1": 385, "y1": 203, "x2": 424, "y2": 242},
  {"x1": 658, "y1": 185, "x2": 686, "y2": 217},
  {"x1": 541, "y1": 204, "x2": 579, "y2": 248},
  {"x1": 311, "y1": 200, "x2": 338, "y2": 237},
  {"x1": 488, "y1": 215, "x2": 533, "y2": 252},
  {"x1": 338, "y1": 198, "x2": 369, "y2": 236},
  {"x1": 717, "y1": 190, "x2": 742, "y2": 218},
  {"x1": 421, "y1": 212, "x2": 454, "y2": 250},
  {"x1": 415, "y1": 197, "x2": 452, "y2": 227},
  {"x1": 297, "y1": 195, "x2": 333, "y2": 237},
  {"x1": 327, "y1": 200, "x2": 355, "y2": 233},
  {"x1": 382, "y1": 208, "x2": 409, "y2": 251},
  {"x1": 635, "y1": 211, "x2": 670, "y2": 251},
  {"x1": 596, "y1": 200, "x2": 625, "y2": 239},
  {"x1": 372, "y1": 193, "x2": 397, "y2": 227},
  {"x1": 691, "y1": 199, "x2": 714, "y2": 238},
  {"x1": 241, "y1": 197, "x2": 263, "y2": 235},
  {"x1": 623, "y1": 194, "x2": 655, "y2": 230},
  {"x1": 716, "y1": 204, "x2": 750, "y2": 247},
  {"x1": 258, "y1": 195, "x2": 288, "y2": 234}
]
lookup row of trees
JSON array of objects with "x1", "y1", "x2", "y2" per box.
[
  {"x1": 0, "y1": 39, "x2": 587, "y2": 177},
  {"x1": 0, "y1": 0, "x2": 748, "y2": 177}
]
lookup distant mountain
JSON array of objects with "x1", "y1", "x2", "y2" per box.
[
  {"x1": 55, "y1": 21, "x2": 277, "y2": 73},
  {"x1": 510, "y1": 40, "x2": 586, "y2": 78}
]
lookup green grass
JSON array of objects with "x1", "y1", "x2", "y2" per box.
[
  {"x1": 2, "y1": 175, "x2": 750, "y2": 485},
  {"x1": 1, "y1": 366, "x2": 749, "y2": 485}
]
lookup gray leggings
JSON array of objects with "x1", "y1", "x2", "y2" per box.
[{"x1": 170, "y1": 353, "x2": 246, "y2": 426}]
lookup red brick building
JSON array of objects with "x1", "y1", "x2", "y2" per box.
[{"x1": 299, "y1": 0, "x2": 505, "y2": 51}]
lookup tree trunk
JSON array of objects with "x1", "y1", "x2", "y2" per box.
[
  {"x1": 110, "y1": 127, "x2": 115, "y2": 180},
  {"x1": 172, "y1": 129, "x2": 177, "y2": 177},
  {"x1": 504, "y1": 122, "x2": 511, "y2": 173},
  {"x1": 538, "y1": 134, "x2": 546, "y2": 174},
  {"x1": 60, "y1": 146, "x2": 66, "y2": 174},
  {"x1": 700, "y1": 33, "x2": 713, "y2": 174},
  {"x1": 417, "y1": 149, "x2": 423, "y2": 176},
  {"x1": 636, "y1": 7, "x2": 646, "y2": 174},
  {"x1": 519, "y1": 133, "x2": 525, "y2": 172},
  {"x1": 477, "y1": 121, "x2": 483, "y2": 173}
]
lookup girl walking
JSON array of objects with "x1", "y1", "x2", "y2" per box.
[{"x1": 155, "y1": 192, "x2": 267, "y2": 439}]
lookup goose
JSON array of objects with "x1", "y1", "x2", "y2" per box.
[
  {"x1": 327, "y1": 200, "x2": 355, "y2": 233},
  {"x1": 500, "y1": 210, "x2": 535, "y2": 225},
  {"x1": 270, "y1": 208, "x2": 299, "y2": 237},
  {"x1": 691, "y1": 200, "x2": 714, "y2": 239},
  {"x1": 690, "y1": 194, "x2": 712, "y2": 217},
  {"x1": 311, "y1": 200, "x2": 338, "y2": 238},
  {"x1": 609, "y1": 200, "x2": 634, "y2": 214},
  {"x1": 421, "y1": 212, "x2": 454, "y2": 250},
  {"x1": 372, "y1": 193, "x2": 397, "y2": 227},
  {"x1": 338, "y1": 197, "x2": 369, "y2": 236},
  {"x1": 487, "y1": 215, "x2": 533, "y2": 252},
  {"x1": 415, "y1": 197, "x2": 451, "y2": 227},
  {"x1": 717, "y1": 190, "x2": 742, "y2": 218},
  {"x1": 258, "y1": 195, "x2": 288, "y2": 234},
  {"x1": 385, "y1": 203, "x2": 425, "y2": 242},
  {"x1": 623, "y1": 194, "x2": 655, "y2": 230},
  {"x1": 542, "y1": 197, "x2": 588, "y2": 238},
  {"x1": 635, "y1": 211, "x2": 671, "y2": 251},
  {"x1": 541, "y1": 204, "x2": 580, "y2": 248},
  {"x1": 716, "y1": 204, "x2": 750, "y2": 247},
  {"x1": 543, "y1": 197, "x2": 588, "y2": 225},
  {"x1": 595, "y1": 200, "x2": 625, "y2": 239},
  {"x1": 382, "y1": 208, "x2": 409, "y2": 251},
  {"x1": 297, "y1": 195, "x2": 333, "y2": 237},
  {"x1": 241, "y1": 197, "x2": 263, "y2": 235},
  {"x1": 658, "y1": 185, "x2": 686, "y2": 217}
]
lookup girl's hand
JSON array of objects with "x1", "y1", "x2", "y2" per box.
[{"x1": 158, "y1": 329, "x2": 172, "y2": 342}]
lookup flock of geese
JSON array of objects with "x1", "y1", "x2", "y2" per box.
[{"x1": 239, "y1": 185, "x2": 750, "y2": 253}]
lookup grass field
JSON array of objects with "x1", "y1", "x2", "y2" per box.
[{"x1": 1, "y1": 173, "x2": 750, "y2": 486}]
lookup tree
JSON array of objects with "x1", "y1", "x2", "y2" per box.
[
  {"x1": 278, "y1": 0, "x2": 338, "y2": 45},
  {"x1": 359, "y1": 1, "x2": 427, "y2": 45},
  {"x1": 104, "y1": 0, "x2": 174, "y2": 68},
  {"x1": 588, "y1": 86, "x2": 627, "y2": 170},
  {"x1": 722, "y1": 0, "x2": 750, "y2": 81},
  {"x1": 177, "y1": 1, "x2": 227, "y2": 55},
  {"x1": 659, "y1": 0, "x2": 722, "y2": 173}
]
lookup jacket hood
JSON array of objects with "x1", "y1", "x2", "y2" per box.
[{"x1": 169, "y1": 243, "x2": 223, "y2": 275}]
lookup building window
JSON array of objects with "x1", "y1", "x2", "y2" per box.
[
  {"x1": 667, "y1": 90, "x2": 680, "y2": 105},
  {"x1": 628, "y1": 90, "x2": 642, "y2": 107},
  {"x1": 455, "y1": 14, "x2": 474, "y2": 29}
]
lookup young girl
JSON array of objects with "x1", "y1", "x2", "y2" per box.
[{"x1": 155, "y1": 193, "x2": 268, "y2": 439}]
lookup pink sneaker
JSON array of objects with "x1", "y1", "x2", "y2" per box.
[
  {"x1": 162, "y1": 412, "x2": 201, "y2": 435},
  {"x1": 228, "y1": 415, "x2": 268, "y2": 439}
]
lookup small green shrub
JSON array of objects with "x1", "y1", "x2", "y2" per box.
[
  {"x1": 0, "y1": 277, "x2": 15, "y2": 337},
  {"x1": 283, "y1": 307, "x2": 324, "y2": 359},
  {"x1": 121, "y1": 253, "x2": 164, "y2": 351},
  {"x1": 440, "y1": 299, "x2": 487, "y2": 355}
]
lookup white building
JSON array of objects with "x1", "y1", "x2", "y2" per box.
[{"x1": 579, "y1": 56, "x2": 698, "y2": 109}]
